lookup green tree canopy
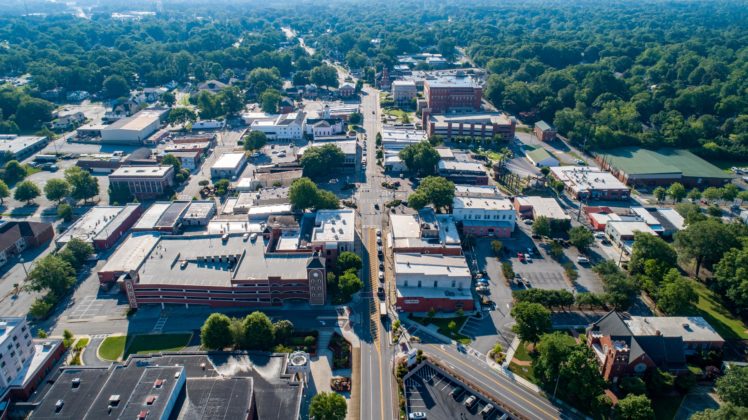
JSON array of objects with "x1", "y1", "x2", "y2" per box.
[
  {"x1": 510, "y1": 301, "x2": 551, "y2": 344},
  {"x1": 102, "y1": 75, "x2": 130, "y2": 99},
  {"x1": 714, "y1": 246, "x2": 748, "y2": 313},
  {"x1": 310, "y1": 65, "x2": 340, "y2": 89},
  {"x1": 629, "y1": 232, "x2": 677, "y2": 275},
  {"x1": 616, "y1": 394, "x2": 654, "y2": 420},
  {"x1": 691, "y1": 404, "x2": 748, "y2": 420},
  {"x1": 4, "y1": 160, "x2": 26, "y2": 184},
  {"x1": 168, "y1": 107, "x2": 197, "y2": 125},
  {"x1": 58, "y1": 238, "x2": 94, "y2": 270},
  {"x1": 44, "y1": 179, "x2": 70, "y2": 203},
  {"x1": 409, "y1": 176, "x2": 455, "y2": 211},
  {"x1": 259, "y1": 88, "x2": 282, "y2": 113},
  {"x1": 533, "y1": 332, "x2": 576, "y2": 385},
  {"x1": 201, "y1": 313, "x2": 233, "y2": 350},
  {"x1": 14, "y1": 180, "x2": 40, "y2": 203},
  {"x1": 657, "y1": 269, "x2": 697, "y2": 315},
  {"x1": 399, "y1": 141, "x2": 439, "y2": 176},
  {"x1": 667, "y1": 182, "x2": 687, "y2": 203},
  {"x1": 674, "y1": 218, "x2": 739, "y2": 278},
  {"x1": 309, "y1": 392, "x2": 347, "y2": 420},
  {"x1": 243, "y1": 130, "x2": 268, "y2": 151},
  {"x1": 273, "y1": 320, "x2": 295, "y2": 344},
  {"x1": 27, "y1": 254, "x2": 76, "y2": 298},
  {"x1": 716, "y1": 366, "x2": 748, "y2": 407},
  {"x1": 0, "y1": 180, "x2": 9, "y2": 203},
  {"x1": 337, "y1": 251, "x2": 362, "y2": 273},
  {"x1": 337, "y1": 270, "x2": 364, "y2": 302},
  {"x1": 300, "y1": 144, "x2": 344, "y2": 179},
  {"x1": 289, "y1": 177, "x2": 339, "y2": 211},
  {"x1": 240, "y1": 311, "x2": 275, "y2": 350},
  {"x1": 568, "y1": 226, "x2": 594, "y2": 251},
  {"x1": 532, "y1": 216, "x2": 551, "y2": 237},
  {"x1": 64, "y1": 166, "x2": 100, "y2": 203}
]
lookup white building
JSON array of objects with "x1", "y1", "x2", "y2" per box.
[
  {"x1": 210, "y1": 153, "x2": 247, "y2": 179},
  {"x1": 0, "y1": 135, "x2": 48, "y2": 160},
  {"x1": 310, "y1": 210, "x2": 355, "y2": 258},
  {"x1": 605, "y1": 220, "x2": 657, "y2": 254},
  {"x1": 100, "y1": 109, "x2": 167, "y2": 144},
  {"x1": 250, "y1": 111, "x2": 306, "y2": 141},
  {"x1": 393, "y1": 253, "x2": 474, "y2": 312},
  {"x1": 550, "y1": 166, "x2": 630, "y2": 200},
  {"x1": 392, "y1": 80, "x2": 417, "y2": 104},
  {"x1": 305, "y1": 119, "x2": 345, "y2": 139},
  {"x1": 0, "y1": 318, "x2": 34, "y2": 390},
  {"x1": 192, "y1": 119, "x2": 225, "y2": 130},
  {"x1": 452, "y1": 196, "x2": 515, "y2": 237}
]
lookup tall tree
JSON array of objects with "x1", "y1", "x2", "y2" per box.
[
  {"x1": 243, "y1": 131, "x2": 267, "y2": 151},
  {"x1": 409, "y1": 176, "x2": 455, "y2": 211},
  {"x1": 532, "y1": 216, "x2": 551, "y2": 237},
  {"x1": 716, "y1": 366, "x2": 748, "y2": 407},
  {"x1": 337, "y1": 252, "x2": 362, "y2": 273},
  {"x1": 657, "y1": 269, "x2": 697, "y2": 315},
  {"x1": 239, "y1": 311, "x2": 275, "y2": 350},
  {"x1": 666, "y1": 182, "x2": 687, "y2": 203},
  {"x1": 510, "y1": 302, "x2": 551, "y2": 345},
  {"x1": 533, "y1": 332, "x2": 576, "y2": 385},
  {"x1": 399, "y1": 142, "x2": 440, "y2": 176},
  {"x1": 629, "y1": 232, "x2": 677, "y2": 275},
  {"x1": 674, "y1": 219, "x2": 739, "y2": 278},
  {"x1": 0, "y1": 180, "x2": 8, "y2": 204},
  {"x1": 14, "y1": 180, "x2": 40, "y2": 204},
  {"x1": 300, "y1": 144, "x2": 344, "y2": 179},
  {"x1": 27, "y1": 254, "x2": 75, "y2": 298},
  {"x1": 102, "y1": 75, "x2": 130, "y2": 99},
  {"x1": 309, "y1": 392, "x2": 347, "y2": 420},
  {"x1": 44, "y1": 179, "x2": 70, "y2": 203},
  {"x1": 714, "y1": 246, "x2": 748, "y2": 312},
  {"x1": 201, "y1": 313, "x2": 233, "y2": 350},
  {"x1": 568, "y1": 226, "x2": 594, "y2": 251},
  {"x1": 64, "y1": 166, "x2": 99, "y2": 203},
  {"x1": 616, "y1": 394, "x2": 654, "y2": 420}
]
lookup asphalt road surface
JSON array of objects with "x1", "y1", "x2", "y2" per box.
[{"x1": 414, "y1": 340, "x2": 568, "y2": 420}]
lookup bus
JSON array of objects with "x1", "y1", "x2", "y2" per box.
[{"x1": 379, "y1": 302, "x2": 387, "y2": 320}]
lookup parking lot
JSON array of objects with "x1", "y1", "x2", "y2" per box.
[{"x1": 405, "y1": 363, "x2": 507, "y2": 420}]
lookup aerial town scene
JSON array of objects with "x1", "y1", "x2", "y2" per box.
[{"x1": 0, "y1": 0, "x2": 748, "y2": 419}]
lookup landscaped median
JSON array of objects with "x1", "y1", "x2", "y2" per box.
[
  {"x1": 97, "y1": 333, "x2": 193, "y2": 361},
  {"x1": 410, "y1": 314, "x2": 471, "y2": 345}
]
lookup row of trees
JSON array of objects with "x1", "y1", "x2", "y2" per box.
[
  {"x1": 28, "y1": 239, "x2": 93, "y2": 320},
  {"x1": 0, "y1": 165, "x2": 99, "y2": 209},
  {"x1": 200, "y1": 311, "x2": 297, "y2": 351},
  {"x1": 653, "y1": 182, "x2": 748, "y2": 205}
]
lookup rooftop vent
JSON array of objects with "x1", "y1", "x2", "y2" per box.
[
  {"x1": 153, "y1": 379, "x2": 164, "y2": 389},
  {"x1": 145, "y1": 395, "x2": 157, "y2": 405}
]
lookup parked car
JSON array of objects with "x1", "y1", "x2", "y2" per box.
[
  {"x1": 464, "y1": 395, "x2": 477, "y2": 409},
  {"x1": 408, "y1": 412, "x2": 427, "y2": 420},
  {"x1": 517, "y1": 252, "x2": 525, "y2": 262},
  {"x1": 450, "y1": 386, "x2": 464, "y2": 399},
  {"x1": 577, "y1": 256, "x2": 590, "y2": 264},
  {"x1": 524, "y1": 253, "x2": 532, "y2": 262},
  {"x1": 480, "y1": 404, "x2": 494, "y2": 416},
  {"x1": 523, "y1": 219, "x2": 533, "y2": 225},
  {"x1": 378, "y1": 272, "x2": 384, "y2": 282},
  {"x1": 377, "y1": 287, "x2": 385, "y2": 297}
]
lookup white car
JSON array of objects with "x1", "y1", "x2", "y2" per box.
[
  {"x1": 577, "y1": 256, "x2": 590, "y2": 264},
  {"x1": 523, "y1": 219, "x2": 533, "y2": 225},
  {"x1": 409, "y1": 412, "x2": 426, "y2": 420}
]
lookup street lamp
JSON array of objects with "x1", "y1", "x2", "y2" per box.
[{"x1": 19, "y1": 256, "x2": 28, "y2": 278}]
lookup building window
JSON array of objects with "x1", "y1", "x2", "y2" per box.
[
  {"x1": 433, "y1": 281, "x2": 438, "y2": 288},
  {"x1": 417, "y1": 280, "x2": 422, "y2": 288}
]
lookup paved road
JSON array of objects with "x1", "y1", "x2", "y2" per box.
[
  {"x1": 353, "y1": 85, "x2": 397, "y2": 420},
  {"x1": 414, "y1": 340, "x2": 567, "y2": 420}
]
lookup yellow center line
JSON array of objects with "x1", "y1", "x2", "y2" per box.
[
  {"x1": 430, "y1": 345, "x2": 557, "y2": 419},
  {"x1": 367, "y1": 228, "x2": 386, "y2": 420}
]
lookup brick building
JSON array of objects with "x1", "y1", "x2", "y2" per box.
[
  {"x1": 423, "y1": 75, "x2": 482, "y2": 113},
  {"x1": 109, "y1": 166, "x2": 175, "y2": 200}
]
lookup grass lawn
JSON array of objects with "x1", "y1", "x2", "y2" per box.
[
  {"x1": 74, "y1": 338, "x2": 90, "y2": 351},
  {"x1": 508, "y1": 361, "x2": 537, "y2": 383},
  {"x1": 513, "y1": 341, "x2": 534, "y2": 362},
  {"x1": 98, "y1": 335, "x2": 126, "y2": 361},
  {"x1": 124, "y1": 333, "x2": 192, "y2": 358},
  {"x1": 652, "y1": 394, "x2": 684, "y2": 420},
  {"x1": 686, "y1": 280, "x2": 748, "y2": 340},
  {"x1": 411, "y1": 316, "x2": 471, "y2": 345},
  {"x1": 98, "y1": 333, "x2": 192, "y2": 361}
]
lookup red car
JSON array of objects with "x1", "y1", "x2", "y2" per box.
[{"x1": 517, "y1": 252, "x2": 525, "y2": 262}]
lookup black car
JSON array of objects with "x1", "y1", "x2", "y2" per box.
[
  {"x1": 450, "y1": 386, "x2": 464, "y2": 399},
  {"x1": 377, "y1": 287, "x2": 385, "y2": 298}
]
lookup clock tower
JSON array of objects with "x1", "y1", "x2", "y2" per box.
[{"x1": 307, "y1": 252, "x2": 326, "y2": 305}]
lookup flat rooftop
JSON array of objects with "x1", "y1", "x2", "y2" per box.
[
  {"x1": 311, "y1": 209, "x2": 355, "y2": 244},
  {"x1": 394, "y1": 253, "x2": 470, "y2": 278},
  {"x1": 453, "y1": 196, "x2": 513, "y2": 211},
  {"x1": 110, "y1": 165, "x2": 172, "y2": 178},
  {"x1": 390, "y1": 211, "x2": 460, "y2": 250},
  {"x1": 99, "y1": 233, "x2": 162, "y2": 274},
  {"x1": 607, "y1": 220, "x2": 657, "y2": 237},
  {"x1": 212, "y1": 153, "x2": 246, "y2": 170},
  {"x1": 57, "y1": 204, "x2": 140, "y2": 245},
  {"x1": 429, "y1": 112, "x2": 512, "y2": 126},
  {"x1": 133, "y1": 201, "x2": 190, "y2": 230},
  {"x1": 454, "y1": 184, "x2": 502, "y2": 198},
  {"x1": 134, "y1": 233, "x2": 311, "y2": 287},
  {"x1": 550, "y1": 166, "x2": 629, "y2": 192},
  {"x1": 184, "y1": 201, "x2": 215, "y2": 219},
  {"x1": 515, "y1": 196, "x2": 570, "y2": 220},
  {"x1": 105, "y1": 109, "x2": 166, "y2": 132},
  {"x1": 425, "y1": 75, "x2": 481, "y2": 89},
  {"x1": 438, "y1": 160, "x2": 486, "y2": 173},
  {"x1": 0, "y1": 135, "x2": 47, "y2": 155},
  {"x1": 626, "y1": 316, "x2": 724, "y2": 343}
]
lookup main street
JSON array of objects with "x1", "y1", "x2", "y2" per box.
[{"x1": 353, "y1": 85, "x2": 398, "y2": 420}]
